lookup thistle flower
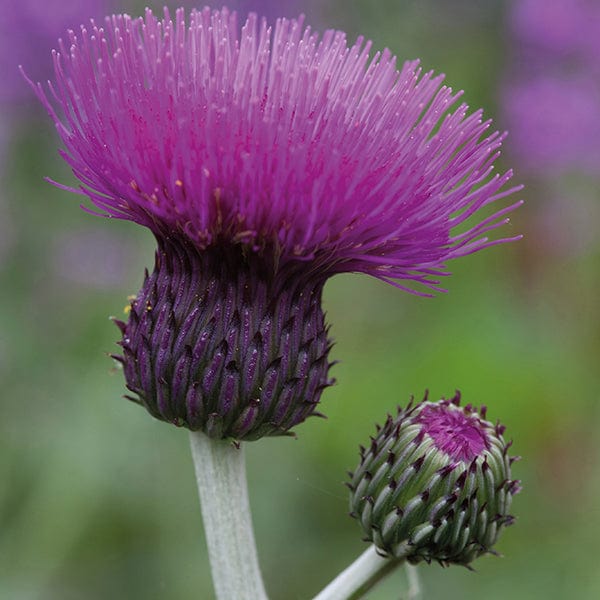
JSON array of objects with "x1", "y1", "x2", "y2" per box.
[
  {"x1": 30, "y1": 7, "x2": 521, "y2": 440},
  {"x1": 347, "y1": 393, "x2": 520, "y2": 566}
]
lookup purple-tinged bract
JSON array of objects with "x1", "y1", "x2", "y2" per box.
[
  {"x1": 113, "y1": 238, "x2": 332, "y2": 439},
  {"x1": 348, "y1": 392, "x2": 520, "y2": 566},
  {"x1": 30, "y1": 7, "x2": 521, "y2": 439}
]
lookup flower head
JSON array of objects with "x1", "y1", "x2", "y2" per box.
[
  {"x1": 348, "y1": 392, "x2": 520, "y2": 566},
  {"x1": 30, "y1": 7, "x2": 521, "y2": 439},
  {"x1": 32, "y1": 6, "x2": 520, "y2": 292}
]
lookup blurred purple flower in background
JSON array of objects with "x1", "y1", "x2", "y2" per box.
[
  {"x1": 509, "y1": 0, "x2": 600, "y2": 67},
  {"x1": 0, "y1": 0, "x2": 111, "y2": 106},
  {"x1": 0, "y1": 0, "x2": 111, "y2": 269},
  {"x1": 504, "y1": 75, "x2": 600, "y2": 175},
  {"x1": 503, "y1": 0, "x2": 600, "y2": 260},
  {"x1": 503, "y1": 0, "x2": 600, "y2": 175}
]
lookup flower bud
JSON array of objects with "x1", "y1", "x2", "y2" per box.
[{"x1": 348, "y1": 392, "x2": 520, "y2": 566}]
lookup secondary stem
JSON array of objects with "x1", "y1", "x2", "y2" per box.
[
  {"x1": 189, "y1": 431, "x2": 268, "y2": 600},
  {"x1": 312, "y1": 545, "x2": 404, "y2": 600}
]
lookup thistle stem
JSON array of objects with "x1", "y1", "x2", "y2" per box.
[
  {"x1": 405, "y1": 563, "x2": 422, "y2": 600},
  {"x1": 189, "y1": 431, "x2": 268, "y2": 600},
  {"x1": 312, "y1": 545, "x2": 404, "y2": 600}
]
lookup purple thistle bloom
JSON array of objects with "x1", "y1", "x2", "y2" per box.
[
  {"x1": 32, "y1": 7, "x2": 521, "y2": 291},
  {"x1": 30, "y1": 7, "x2": 521, "y2": 439}
]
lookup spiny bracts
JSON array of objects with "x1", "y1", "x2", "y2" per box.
[
  {"x1": 347, "y1": 392, "x2": 521, "y2": 566},
  {"x1": 113, "y1": 238, "x2": 333, "y2": 440}
]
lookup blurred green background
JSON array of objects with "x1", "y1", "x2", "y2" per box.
[{"x1": 1, "y1": 1, "x2": 599, "y2": 599}]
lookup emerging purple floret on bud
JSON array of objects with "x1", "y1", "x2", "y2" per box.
[
  {"x1": 414, "y1": 403, "x2": 490, "y2": 462},
  {"x1": 348, "y1": 392, "x2": 520, "y2": 566}
]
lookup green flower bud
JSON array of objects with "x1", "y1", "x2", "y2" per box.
[{"x1": 347, "y1": 392, "x2": 520, "y2": 567}]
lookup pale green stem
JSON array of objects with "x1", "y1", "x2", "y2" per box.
[
  {"x1": 312, "y1": 545, "x2": 404, "y2": 600},
  {"x1": 405, "y1": 563, "x2": 421, "y2": 600},
  {"x1": 189, "y1": 431, "x2": 268, "y2": 600}
]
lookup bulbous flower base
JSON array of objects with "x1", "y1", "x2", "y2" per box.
[{"x1": 113, "y1": 238, "x2": 334, "y2": 441}]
